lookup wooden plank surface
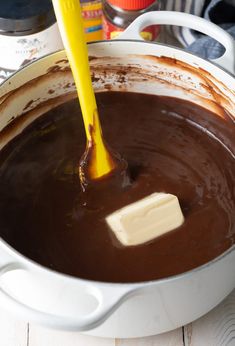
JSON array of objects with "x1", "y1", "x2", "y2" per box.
[
  {"x1": 116, "y1": 329, "x2": 183, "y2": 345},
  {"x1": 0, "y1": 310, "x2": 27, "y2": 346},
  {"x1": 184, "y1": 290, "x2": 235, "y2": 346}
]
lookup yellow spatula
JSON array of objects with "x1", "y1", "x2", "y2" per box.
[{"x1": 52, "y1": 0, "x2": 117, "y2": 184}]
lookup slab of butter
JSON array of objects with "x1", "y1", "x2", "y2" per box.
[{"x1": 106, "y1": 193, "x2": 184, "y2": 246}]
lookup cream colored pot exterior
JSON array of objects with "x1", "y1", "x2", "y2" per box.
[{"x1": 0, "y1": 12, "x2": 234, "y2": 338}]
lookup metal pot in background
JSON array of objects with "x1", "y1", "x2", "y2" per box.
[{"x1": 0, "y1": 11, "x2": 234, "y2": 338}]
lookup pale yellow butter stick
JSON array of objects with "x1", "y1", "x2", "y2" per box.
[{"x1": 106, "y1": 193, "x2": 184, "y2": 246}]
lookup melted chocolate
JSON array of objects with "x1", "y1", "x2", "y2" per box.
[{"x1": 0, "y1": 92, "x2": 234, "y2": 283}]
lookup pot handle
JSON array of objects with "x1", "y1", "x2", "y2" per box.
[
  {"x1": 118, "y1": 11, "x2": 235, "y2": 75},
  {"x1": 0, "y1": 263, "x2": 137, "y2": 331}
]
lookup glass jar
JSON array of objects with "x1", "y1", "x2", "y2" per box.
[
  {"x1": 102, "y1": 0, "x2": 161, "y2": 40},
  {"x1": 0, "y1": 0, "x2": 63, "y2": 83},
  {"x1": 81, "y1": 0, "x2": 103, "y2": 42}
]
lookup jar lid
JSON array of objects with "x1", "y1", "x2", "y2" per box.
[
  {"x1": 0, "y1": 0, "x2": 56, "y2": 36},
  {"x1": 107, "y1": 0, "x2": 156, "y2": 10}
]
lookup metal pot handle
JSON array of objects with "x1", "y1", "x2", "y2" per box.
[
  {"x1": 118, "y1": 11, "x2": 235, "y2": 75},
  {"x1": 0, "y1": 263, "x2": 136, "y2": 331}
]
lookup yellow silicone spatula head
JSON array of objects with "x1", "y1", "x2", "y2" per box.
[{"x1": 52, "y1": 0, "x2": 117, "y2": 184}]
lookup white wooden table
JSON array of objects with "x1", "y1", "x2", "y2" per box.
[{"x1": 2, "y1": 288, "x2": 235, "y2": 346}]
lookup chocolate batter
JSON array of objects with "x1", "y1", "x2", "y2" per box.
[{"x1": 0, "y1": 92, "x2": 234, "y2": 283}]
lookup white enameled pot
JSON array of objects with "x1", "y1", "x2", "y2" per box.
[{"x1": 0, "y1": 12, "x2": 234, "y2": 339}]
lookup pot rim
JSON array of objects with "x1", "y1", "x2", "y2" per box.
[
  {"x1": 1, "y1": 39, "x2": 235, "y2": 89},
  {"x1": 98, "y1": 38, "x2": 235, "y2": 78},
  {"x1": 0, "y1": 39, "x2": 234, "y2": 288}
]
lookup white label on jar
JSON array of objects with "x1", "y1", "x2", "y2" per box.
[{"x1": 0, "y1": 22, "x2": 64, "y2": 83}]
